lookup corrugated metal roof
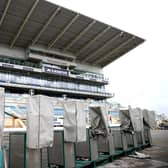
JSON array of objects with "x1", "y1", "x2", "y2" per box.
[{"x1": 0, "y1": 0, "x2": 144, "y2": 67}]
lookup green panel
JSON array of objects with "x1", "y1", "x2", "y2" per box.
[{"x1": 0, "y1": 150, "x2": 2, "y2": 168}]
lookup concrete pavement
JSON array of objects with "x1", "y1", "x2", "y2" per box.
[{"x1": 99, "y1": 130, "x2": 168, "y2": 168}]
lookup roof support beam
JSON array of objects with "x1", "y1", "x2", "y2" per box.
[
  {"x1": 94, "y1": 36, "x2": 135, "y2": 65},
  {"x1": 0, "y1": 0, "x2": 12, "y2": 27},
  {"x1": 82, "y1": 32, "x2": 124, "y2": 62},
  {"x1": 76, "y1": 26, "x2": 111, "y2": 57},
  {"x1": 48, "y1": 13, "x2": 80, "y2": 49},
  {"x1": 10, "y1": 0, "x2": 39, "y2": 48},
  {"x1": 31, "y1": 7, "x2": 61, "y2": 46},
  {"x1": 64, "y1": 20, "x2": 96, "y2": 51}
]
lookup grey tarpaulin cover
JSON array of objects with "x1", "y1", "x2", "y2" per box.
[
  {"x1": 64, "y1": 101, "x2": 87, "y2": 142},
  {"x1": 63, "y1": 101, "x2": 76, "y2": 142},
  {"x1": 27, "y1": 95, "x2": 54, "y2": 149},
  {"x1": 0, "y1": 88, "x2": 5, "y2": 150},
  {"x1": 119, "y1": 108, "x2": 132, "y2": 130},
  {"x1": 90, "y1": 105, "x2": 109, "y2": 138},
  {"x1": 129, "y1": 107, "x2": 144, "y2": 132},
  {"x1": 76, "y1": 102, "x2": 87, "y2": 142},
  {"x1": 143, "y1": 109, "x2": 156, "y2": 129}
]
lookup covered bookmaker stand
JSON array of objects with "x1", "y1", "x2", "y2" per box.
[
  {"x1": 97, "y1": 104, "x2": 117, "y2": 158},
  {"x1": 27, "y1": 95, "x2": 54, "y2": 168},
  {"x1": 143, "y1": 109, "x2": 156, "y2": 146},
  {"x1": 128, "y1": 107, "x2": 145, "y2": 149},
  {"x1": 75, "y1": 104, "x2": 109, "y2": 167},
  {"x1": 48, "y1": 100, "x2": 87, "y2": 168},
  {"x1": 0, "y1": 95, "x2": 54, "y2": 168},
  {"x1": 97, "y1": 105, "x2": 136, "y2": 158},
  {"x1": 120, "y1": 107, "x2": 145, "y2": 151}
]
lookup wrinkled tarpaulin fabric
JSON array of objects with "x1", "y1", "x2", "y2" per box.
[
  {"x1": 27, "y1": 95, "x2": 54, "y2": 149},
  {"x1": 143, "y1": 109, "x2": 156, "y2": 129},
  {"x1": 76, "y1": 102, "x2": 87, "y2": 142},
  {"x1": 129, "y1": 107, "x2": 143, "y2": 132},
  {"x1": 90, "y1": 105, "x2": 109, "y2": 138},
  {"x1": 119, "y1": 108, "x2": 132, "y2": 131},
  {"x1": 0, "y1": 88, "x2": 4, "y2": 151},
  {"x1": 64, "y1": 101, "x2": 76, "y2": 142},
  {"x1": 63, "y1": 101, "x2": 87, "y2": 142}
]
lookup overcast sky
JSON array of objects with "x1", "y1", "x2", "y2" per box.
[{"x1": 48, "y1": 0, "x2": 168, "y2": 115}]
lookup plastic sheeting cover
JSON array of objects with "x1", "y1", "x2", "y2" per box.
[
  {"x1": 64, "y1": 101, "x2": 76, "y2": 142},
  {"x1": 0, "y1": 88, "x2": 5, "y2": 150},
  {"x1": 119, "y1": 109, "x2": 132, "y2": 130},
  {"x1": 143, "y1": 109, "x2": 156, "y2": 129},
  {"x1": 27, "y1": 95, "x2": 54, "y2": 149},
  {"x1": 90, "y1": 105, "x2": 109, "y2": 138},
  {"x1": 64, "y1": 101, "x2": 87, "y2": 142},
  {"x1": 129, "y1": 107, "x2": 143, "y2": 132},
  {"x1": 76, "y1": 102, "x2": 87, "y2": 142}
]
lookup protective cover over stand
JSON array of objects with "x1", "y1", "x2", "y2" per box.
[{"x1": 27, "y1": 95, "x2": 54, "y2": 168}]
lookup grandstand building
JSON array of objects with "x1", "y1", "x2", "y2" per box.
[{"x1": 0, "y1": 0, "x2": 144, "y2": 100}]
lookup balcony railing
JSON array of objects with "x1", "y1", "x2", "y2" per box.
[
  {"x1": 0, "y1": 57, "x2": 109, "y2": 84},
  {"x1": 0, "y1": 72, "x2": 111, "y2": 97}
]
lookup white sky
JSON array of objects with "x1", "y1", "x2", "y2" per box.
[{"x1": 48, "y1": 0, "x2": 168, "y2": 115}]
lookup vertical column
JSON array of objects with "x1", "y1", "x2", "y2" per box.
[
  {"x1": 133, "y1": 132, "x2": 138, "y2": 148},
  {"x1": 108, "y1": 131, "x2": 115, "y2": 155},
  {"x1": 148, "y1": 129, "x2": 152, "y2": 145},
  {"x1": 64, "y1": 142, "x2": 75, "y2": 168},
  {"x1": 27, "y1": 149, "x2": 41, "y2": 168},
  {"x1": 141, "y1": 131, "x2": 145, "y2": 146},
  {"x1": 121, "y1": 131, "x2": 128, "y2": 151},
  {"x1": 90, "y1": 138, "x2": 98, "y2": 161},
  {"x1": 27, "y1": 94, "x2": 54, "y2": 168}
]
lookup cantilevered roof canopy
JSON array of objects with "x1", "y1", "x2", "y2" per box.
[{"x1": 0, "y1": 0, "x2": 144, "y2": 67}]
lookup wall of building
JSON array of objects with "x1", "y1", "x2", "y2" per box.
[
  {"x1": 0, "y1": 45, "x2": 26, "y2": 60},
  {"x1": 76, "y1": 62, "x2": 103, "y2": 74}
]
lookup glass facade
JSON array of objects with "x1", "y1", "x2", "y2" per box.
[
  {"x1": 0, "y1": 71, "x2": 109, "y2": 95},
  {"x1": 0, "y1": 58, "x2": 109, "y2": 84},
  {"x1": 71, "y1": 70, "x2": 108, "y2": 82}
]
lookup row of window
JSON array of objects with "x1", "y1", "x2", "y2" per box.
[
  {"x1": 0, "y1": 57, "x2": 108, "y2": 83},
  {"x1": 76, "y1": 72, "x2": 108, "y2": 81},
  {"x1": 0, "y1": 72, "x2": 108, "y2": 94},
  {"x1": 0, "y1": 56, "x2": 41, "y2": 68}
]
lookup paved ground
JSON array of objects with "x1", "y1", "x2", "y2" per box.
[
  {"x1": 99, "y1": 146, "x2": 168, "y2": 168},
  {"x1": 151, "y1": 130, "x2": 168, "y2": 147},
  {"x1": 99, "y1": 130, "x2": 168, "y2": 168}
]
